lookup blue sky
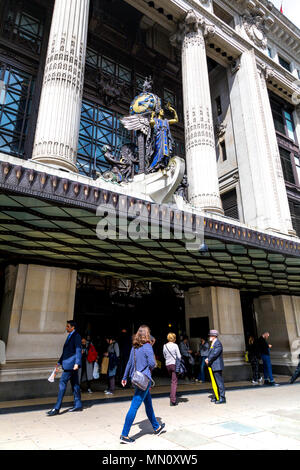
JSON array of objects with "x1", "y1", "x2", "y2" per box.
[{"x1": 269, "y1": 0, "x2": 300, "y2": 29}]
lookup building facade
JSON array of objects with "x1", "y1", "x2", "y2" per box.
[{"x1": 0, "y1": 0, "x2": 300, "y2": 400}]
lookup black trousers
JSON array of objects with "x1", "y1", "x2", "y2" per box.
[
  {"x1": 213, "y1": 370, "x2": 225, "y2": 400},
  {"x1": 290, "y1": 361, "x2": 300, "y2": 383}
]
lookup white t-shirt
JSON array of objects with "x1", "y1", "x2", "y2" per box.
[{"x1": 163, "y1": 342, "x2": 181, "y2": 366}]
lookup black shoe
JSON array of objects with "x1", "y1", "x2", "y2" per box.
[
  {"x1": 47, "y1": 408, "x2": 59, "y2": 416},
  {"x1": 210, "y1": 397, "x2": 217, "y2": 402},
  {"x1": 170, "y1": 401, "x2": 178, "y2": 406},
  {"x1": 270, "y1": 382, "x2": 280, "y2": 387},
  {"x1": 215, "y1": 398, "x2": 226, "y2": 404},
  {"x1": 264, "y1": 380, "x2": 270, "y2": 385},
  {"x1": 68, "y1": 407, "x2": 83, "y2": 412},
  {"x1": 120, "y1": 435, "x2": 135, "y2": 444},
  {"x1": 289, "y1": 379, "x2": 295, "y2": 384},
  {"x1": 154, "y1": 423, "x2": 166, "y2": 435}
]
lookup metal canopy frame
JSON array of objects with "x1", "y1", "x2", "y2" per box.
[{"x1": 0, "y1": 160, "x2": 300, "y2": 295}]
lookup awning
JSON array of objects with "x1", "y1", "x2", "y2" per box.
[{"x1": 0, "y1": 160, "x2": 300, "y2": 295}]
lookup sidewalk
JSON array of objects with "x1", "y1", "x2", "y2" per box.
[{"x1": 1, "y1": 379, "x2": 300, "y2": 450}]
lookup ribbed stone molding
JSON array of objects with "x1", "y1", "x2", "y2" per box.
[
  {"x1": 171, "y1": 10, "x2": 223, "y2": 214},
  {"x1": 31, "y1": 0, "x2": 90, "y2": 172}
]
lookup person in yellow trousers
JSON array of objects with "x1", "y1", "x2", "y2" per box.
[{"x1": 205, "y1": 330, "x2": 226, "y2": 405}]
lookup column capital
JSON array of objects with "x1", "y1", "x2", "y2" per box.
[
  {"x1": 170, "y1": 9, "x2": 216, "y2": 48},
  {"x1": 257, "y1": 62, "x2": 276, "y2": 81}
]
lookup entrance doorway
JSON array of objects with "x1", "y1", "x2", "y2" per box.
[{"x1": 240, "y1": 292, "x2": 258, "y2": 345}]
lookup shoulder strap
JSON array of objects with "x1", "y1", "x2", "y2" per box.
[{"x1": 165, "y1": 344, "x2": 176, "y2": 360}]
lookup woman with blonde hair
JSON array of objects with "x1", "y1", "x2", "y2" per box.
[
  {"x1": 120, "y1": 325, "x2": 165, "y2": 444},
  {"x1": 163, "y1": 332, "x2": 181, "y2": 406}
]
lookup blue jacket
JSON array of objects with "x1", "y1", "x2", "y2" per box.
[
  {"x1": 58, "y1": 331, "x2": 82, "y2": 371},
  {"x1": 123, "y1": 343, "x2": 156, "y2": 381},
  {"x1": 207, "y1": 339, "x2": 224, "y2": 372}
]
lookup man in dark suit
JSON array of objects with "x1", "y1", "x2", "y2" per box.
[
  {"x1": 47, "y1": 320, "x2": 82, "y2": 416},
  {"x1": 205, "y1": 329, "x2": 226, "y2": 404}
]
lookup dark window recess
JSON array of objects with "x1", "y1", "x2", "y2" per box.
[
  {"x1": 212, "y1": 2, "x2": 235, "y2": 27},
  {"x1": 189, "y1": 317, "x2": 210, "y2": 339},
  {"x1": 278, "y1": 55, "x2": 291, "y2": 72},
  {"x1": 269, "y1": 94, "x2": 295, "y2": 140},
  {"x1": 221, "y1": 188, "x2": 239, "y2": 220},
  {"x1": 0, "y1": 63, "x2": 35, "y2": 159},
  {"x1": 1, "y1": 1, "x2": 45, "y2": 54},
  {"x1": 267, "y1": 47, "x2": 272, "y2": 58},
  {"x1": 220, "y1": 140, "x2": 227, "y2": 161},
  {"x1": 279, "y1": 147, "x2": 295, "y2": 184},
  {"x1": 289, "y1": 200, "x2": 300, "y2": 237},
  {"x1": 216, "y1": 96, "x2": 222, "y2": 116},
  {"x1": 77, "y1": 99, "x2": 132, "y2": 177}
]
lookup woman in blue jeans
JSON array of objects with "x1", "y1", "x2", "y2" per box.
[{"x1": 120, "y1": 325, "x2": 166, "y2": 444}]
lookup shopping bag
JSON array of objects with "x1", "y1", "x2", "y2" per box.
[
  {"x1": 48, "y1": 368, "x2": 57, "y2": 383},
  {"x1": 93, "y1": 361, "x2": 100, "y2": 380},
  {"x1": 101, "y1": 356, "x2": 109, "y2": 375}
]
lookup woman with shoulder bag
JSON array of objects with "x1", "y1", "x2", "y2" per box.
[
  {"x1": 120, "y1": 325, "x2": 166, "y2": 444},
  {"x1": 163, "y1": 333, "x2": 181, "y2": 406}
]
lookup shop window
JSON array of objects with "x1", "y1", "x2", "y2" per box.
[
  {"x1": 0, "y1": 63, "x2": 34, "y2": 158},
  {"x1": 2, "y1": 1, "x2": 44, "y2": 54},
  {"x1": 77, "y1": 99, "x2": 131, "y2": 177}
]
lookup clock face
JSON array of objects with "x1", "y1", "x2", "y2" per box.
[{"x1": 130, "y1": 92, "x2": 160, "y2": 115}]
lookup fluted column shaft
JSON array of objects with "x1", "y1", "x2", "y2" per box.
[
  {"x1": 172, "y1": 11, "x2": 223, "y2": 214},
  {"x1": 32, "y1": 0, "x2": 90, "y2": 172}
]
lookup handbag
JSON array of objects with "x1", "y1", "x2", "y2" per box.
[
  {"x1": 101, "y1": 356, "x2": 109, "y2": 375},
  {"x1": 131, "y1": 349, "x2": 150, "y2": 391},
  {"x1": 165, "y1": 345, "x2": 186, "y2": 376},
  {"x1": 93, "y1": 361, "x2": 100, "y2": 380}
]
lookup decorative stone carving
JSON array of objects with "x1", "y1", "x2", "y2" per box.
[
  {"x1": 96, "y1": 71, "x2": 127, "y2": 106},
  {"x1": 170, "y1": 9, "x2": 216, "y2": 49},
  {"x1": 215, "y1": 122, "x2": 227, "y2": 139},
  {"x1": 242, "y1": 11, "x2": 268, "y2": 49},
  {"x1": 258, "y1": 63, "x2": 275, "y2": 81}
]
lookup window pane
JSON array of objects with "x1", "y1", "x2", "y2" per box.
[{"x1": 279, "y1": 148, "x2": 295, "y2": 184}]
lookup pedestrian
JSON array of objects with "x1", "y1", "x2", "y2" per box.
[
  {"x1": 179, "y1": 335, "x2": 194, "y2": 381},
  {"x1": 257, "y1": 332, "x2": 279, "y2": 386},
  {"x1": 247, "y1": 336, "x2": 262, "y2": 385},
  {"x1": 119, "y1": 328, "x2": 132, "y2": 381},
  {"x1": 47, "y1": 320, "x2": 82, "y2": 416},
  {"x1": 163, "y1": 332, "x2": 181, "y2": 406},
  {"x1": 195, "y1": 337, "x2": 209, "y2": 383},
  {"x1": 104, "y1": 335, "x2": 120, "y2": 395},
  {"x1": 79, "y1": 337, "x2": 98, "y2": 393},
  {"x1": 289, "y1": 354, "x2": 300, "y2": 384},
  {"x1": 205, "y1": 330, "x2": 226, "y2": 404},
  {"x1": 120, "y1": 325, "x2": 165, "y2": 444}
]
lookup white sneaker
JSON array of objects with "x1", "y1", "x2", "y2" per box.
[
  {"x1": 87, "y1": 389, "x2": 93, "y2": 394},
  {"x1": 104, "y1": 390, "x2": 113, "y2": 395},
  {"x1": 251, "y1": 380, "x2": 258, "y2": 385}
]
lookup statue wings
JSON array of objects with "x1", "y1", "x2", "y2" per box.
[{"x1": 120, "y1": 114, "x2": 150, "y2": 135}]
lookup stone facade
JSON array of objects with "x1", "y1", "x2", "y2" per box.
[{"x1": 0, "y1": 0, "x2": 300, "y2": 398}]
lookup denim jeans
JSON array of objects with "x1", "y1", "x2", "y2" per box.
[
  {"x1": 261, "y1": 354, "x2": 274, "y2": 382},
  {"x1": 121, "y1": 382, "x2": 160, "y2": 437},
  {"x1": 197, "y1": 357, "x2": 206, "y2": 382},
  {"x1": 55, "y1": 369, "x2": 82, "y2": 410}
]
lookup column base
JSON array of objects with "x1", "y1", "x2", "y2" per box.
[{"x1": 31, "y1": 156, "x2": 78, "y2": 173}]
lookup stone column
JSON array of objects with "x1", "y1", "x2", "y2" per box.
[
  {"x1": 185, "y1": 286, "x2": 247, "y2": 380},
  {"x1": 171, "y1": 10, "x2": 223, "y2": 214},
  {"x1": 228, "y1": 50, "x2": 295, "y2": 235},
  {"x1": 254, "y1": 295, "x2": 300, "y2": 373},
  {"x1": 31, "y1": 0, "x2": 90, "y2": 172},
  {"x1": 0, "y1": 265, "x2": 77, "y2": 399}
]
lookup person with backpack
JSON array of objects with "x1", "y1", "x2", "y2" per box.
[
  {"x1": 120, "y1": 325, "x2": 165, "y2": 444},
  {"x1": 104, "y1": 335, "x2": 120, "y2": 395},
  {"x1": 163, "y1": 333, "x2": 182, "y2": 406}
]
